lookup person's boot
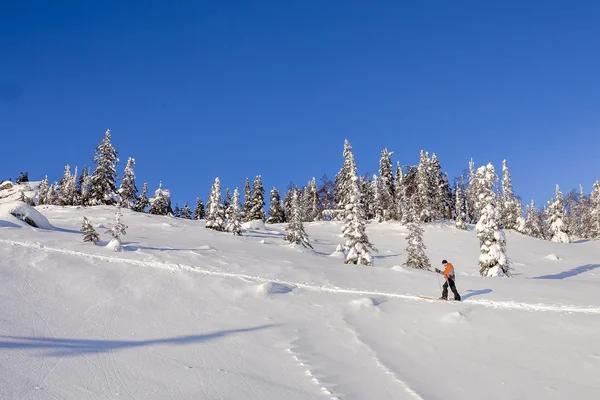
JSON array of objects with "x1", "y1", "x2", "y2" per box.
[
  {"x1": 439, "y1": 296, "x2": 448, "y2": 300},
  {"x1": 454, "y1": 295, "x2": 461, "y2": 301}
]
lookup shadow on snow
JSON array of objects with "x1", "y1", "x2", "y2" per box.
[
  {"x1": 532, "y1": 264, "x2": 600, "y2": 280},
  {"x1": 0, "y1": 324, "x2": 275, "y2": 357},
  {"x1": 461, "y1": 289, "x2": 493, "y2": 300}
]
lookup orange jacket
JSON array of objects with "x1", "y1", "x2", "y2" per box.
[{"x1": 443, "y1": 263, "x2": 455, "y2": 280}]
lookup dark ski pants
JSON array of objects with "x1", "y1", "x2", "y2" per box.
[{"x1": 442, "y1": 278, "x2": 461, "y2": 300}]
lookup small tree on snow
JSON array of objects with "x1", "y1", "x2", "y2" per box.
[
  {"x1": 180, "y1": 202, "x2": 193, "y2": 219},
  {"x1": 118, "y1": 157, "x2": 138, "y2": 209},
  {"x1": 546, "y1": 185, "x2": 571, "y2": 243},
  {"x1": 194, "y1": 197, "x2": 205, "y2": 220},
  {"x1": 474, "y1": 164, "x2": 510, "y2": 277},
  {"x1": 343, "y1": 175, "x2": 377, "y2": 266},
  {"x1": 247, "y1": 175, "x2": 266, "y2": 221},
  {"x1": 225, "y1": 187, "x2": 242, "y2": 235},
  {"x1": 37, "y1": 176, "x2": 49, "y2": 205},
  {"x1": 105, "y1": 209, "x2": 127, "y2": 250},
  {"x1": 149, "y1": 182, "x2": 173, "y2": 216},
  {"x1": 206, "y1": 178, "x2": 225, "y2": 231},
  {"x1": 284, "y1": 191, "x2": 312, "y2": 248},
  {"x1": 267, "y1": 187, "x2": 286, "y2": 223},
  {"x1": 135, "y1": 181, "x2": 150, "y2": 213},
  {"x1": 403, "y1": 222, "x2": 431, "y2": 270},
  {"x1": 81, "y1": 217, "x2": 100, "y2": 244}
]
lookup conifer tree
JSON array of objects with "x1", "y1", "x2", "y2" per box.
[
  {"x1": 342, "y1": 155, "x2": 376, "y2": 266},
  {"x1": 226, "y1": 187, "x2": 242, "y2": 235},
  {"x1": 403, "y1": 222, "x2": 431, "y2": 270},
  {"x1": 284, "y1": 191, "x2": 312, "y2": 248},
  {"x1": 149, "y1": 182, "x2": 173, "y2": 216},
  {"x1": 47, "y1": 182, "x2": 60, "y2": 205},
  {"x1": 37, "y1": 176, "x2": 49, "y2": 206},
  {"x1": 79, "y1": 167, "x2": 93, "y2": 206},
  {"x1": 455, "y1": 185, "x2": 467, "y2": 230},
  {"x1": 90, "y1": 129, "x2": 119, "y2": 205},
  {"x1": 81, "y1": 217, "x2": 100, "y2": 244},
  {"x1": 206, "y1": 178, "x2": 225, "y2": 231},
  {"x1": 194, "y1": 197, "x2": 205, "y2": 220},
  {"x1": 334, "y1": 140, "x2": 357, "y2": 221},
  {"x1": 224, "y1": 188, "x2": 232, "y2": 211},
  {"x1": 590, "y1": 181, "x2": 600, "y2": 239},
  {"x1": 578, "y1": 185, "x2": 593, "y2": 239},
  {"x1": 546, "y1": 185, "x2": 570, "y2": 243},
  {"x1": 474, "y1": 163, "x2": 510, "y2": 277},
  {"x1": 378, "y1": 148, "x2": 395, "y2": 219},
  {"x1": 135, "y1": 182, "x2": 150, "y2": 213},
  {"x1": 415, "y1": 150, "x2": 434, "y2": 222},
  {"x1": 267, "y1": 187, "x2": 286, "y2": 223},
  {"x1": 59, "y1": 164, "x2": 76, "y2": 205},
  {"x1": 465, "y1": 158, "x2": 477, "y2": 223},
  {"x1": 106, "y1": 209, "x2": 127, "y2": 250},
  {"x1": 248, "y1": 175, "x2": 266, "y2": 221},
  {"x1": 242, "y1": 178, "x2": 253, "y2": 222},
  {"x1": 371, "y1": 175, "x2": 384, "y2": 222},
  {"x1": 173, "y1": 204, "x2": 181, "y2": 218},
  {"x1": 394, "y1": 161, "x2": 404, "y2": 221},
  {"x1": 303, "y1": 177, "x2": 320, "y2": 221},
  {"x1": 500, "y1": 160, "x2": 521, "y2": 230},
  {"x1": 181, "y1": 202, "x2": 193, "y2": 219},
  {"x1": 118, "y1": 157, "x2": 138, "y2": 209}
]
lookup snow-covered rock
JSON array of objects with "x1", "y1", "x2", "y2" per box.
[{"x1": 0, "y1": 202, "x2": 53, "y2": 229}]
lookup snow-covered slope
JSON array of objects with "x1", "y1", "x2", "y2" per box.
[{"x1": 1, "y1": 205, "x2": 599, "y2": 399}]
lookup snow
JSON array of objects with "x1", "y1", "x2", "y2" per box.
[
  {"x1": 0, "y1": 206, "x2": 599, "y2": 399},
  {"x1": 242, "y1": 219, "x2": 267, "y2": 230},
  {"x1": 0, "y1": 202, "x2": 54, "y2": 229}
]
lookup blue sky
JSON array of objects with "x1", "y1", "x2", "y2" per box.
[{"x1": 1, "y1": 1, "x2": 599, "y2": 208}]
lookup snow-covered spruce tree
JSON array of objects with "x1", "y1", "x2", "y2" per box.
[
  {"x1": 284, "y1": 190, "x2": 312, "y2": 248},
  {"x1": 135, "y1": 181, "x2": 150, "y2": 213},
  {"x1": 267, "y1": 187, "x2": 286, "y2": 223},
  {"x1": 465, "y1": 158, "x2": 477, "y2": 223},
  {"x1": 226, "y1": 187, "x2": 242, "y2": 235},
  {"x1": 578, "y1": 185, "x2": 593, "y2": 239},
  {"x1": 194, "y1": 197, "x2": 205, "y2": 220},
  {"x1": 500, "y1": 160, "x2": 519, "y2": 230},
  {"x1": 241, "y1": 178, "x2": 253, "y2": 222},
  {"x1": 149, "y1": 182, "x2": 173, "y2": 216},
  {"x1": 173, "y1": 204, "x2": 181, "y2": 218},
  {"x1": 546, "y1": 185, "x2": 570, "y2": 243},
  {"x1": 180, "y1": 202, "x2": 193, "y2": 219},
  {"x1": 359, "y1": 174, "x2": 374, "y2": 221},
  {"x1": 47, "y1": 182, "x2": 60, "y2": 205},
  {"x1": 455, "y1": 185, "x2": 467, "y2": 230},
  {"x1": 474, "y1": 163, "x2": 510, "y2": 277},
  {"x1": 415, "y1": 150, "x2": 435, "y2": 222},
  {"x1": 118, "y1": 157, "x2": 138, "y2": 209},
  {"x1": 394, "y1": 161, "x2": 404, "y2": 221},
  {"x1": 247, "y1": 175, "x2": 266, "y2": 221},
  {"x1": 429, "y1": 153, "x2": 445, "y2": 220},
  {"x1": 333, "y1": 139, "x2": 357, "y2": 221},
  {"x1": 79, "y1": 167, "x2": 93, "y2": 206},
  {"x1": 317, "y1": 175, "x2": 335, "y2": 219},
  {"x1": 224, "y1": 188, "x2": 232, "y2": 211},
  {"x1": 303, "y1": 177, "x2": 320, "y2": 221},
  {"x1": 342, "y1": 163, "x2": 377, "y2": 265},
  {"x1": 90, "y1": 129, "x2": 119, "y2": 205},
  {"x1": 81, "y1": 216, "x2": 100, "y2": 244},
  {"x1": 564, "y1": 189, "x2": 581, "y2": 237},
  {"x1": 59, "y1": 164, "x2": 76, "y2": 206},
  {"x1": 403, "y1": 221, "x2": 431, "y2": 270},
  {"x1": 371, "y1": 175, "x2": 384, "y2": 222},
  {"x1": 105, "y1": 209, "x2": 127, "y2": 251},
  {"x1": 378, "y1": 148, "x2": 395, "y2": 220},
  {"x1": 590, "y1": 181, "x2": 600, "y2": 239},
  {"x1": 206, "y1": 178, "x2": 225, "y2": 231},
  {"x1": 37, "y1": 176, "x2": 49, "y2": 205},
  {"x1": 438, "y1": 172, "x2": 453, "y2": 220}
]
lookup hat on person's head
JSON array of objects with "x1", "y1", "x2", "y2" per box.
[{"x1": 442, "y1": 260, "x2": 448, "y2": 264}]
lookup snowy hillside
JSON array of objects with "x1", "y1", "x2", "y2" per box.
[{"x1": 1, "y1": 203, "x2": 599, "y2": 399}]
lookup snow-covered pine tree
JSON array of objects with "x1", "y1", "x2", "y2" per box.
[
  {"x1": 439, "y1": 172, "x2": 453, "y2": 220},
  {"x1": 247, "y1": 175, "x2": 266, "y2": 221},
  {"x1": 394, "y1": 161, "x2": 404, "y2": 221},
  {"x1": 590, "y1": 181, "x2": 600, "y2": 239},
  {"x1": 546, "y1": 185, "x2": 570, "y2": 243},
  {"x1": 342, "y1": 155, "x2": 376, "y2": 265},
  {"x1": 333, "y1": 140, "x2": 357, "y2": 221},
  {"x1": 225, "y1": 187, "x2": 242, "y2": 235},
  {"x1": 37, "y1": 176, "x2": 49, "y2": 205},
  {"x1": 194, "y1": 197, "x2": 205, "y2": 220},
  {"x1": 181, "y1": 202, "x2": 193, "y2": 219},
  {"x1": 241, "y1": 178, "x2": 253, "y2": 222},
  {"x1": 465, "y1": 158, "x2": 477, "y2": 223},
  {"x1": 224, "y1": 188, "x2": 232, "y2": 211},
  {"x1": 79, "y1": 167, "x2": 93, "y2": 206},
  {"x1": 524, "y1": 200, "x2": 544, "y2": 238},
  {"x1": 455, "y1": 185, "x2": 467, "y2": 230},
  {"x1": 267, "y1": 187, "x2": 286, "y2": 223},
  {"x1": 81, "y1": 216, "x2": 100, "y2": 244},
  {"x1": 317, "y1": 175, "x2": 335, "y2": 220},
  {"x1": 149, "y1": 182, "x2": 173, "y2": 216},
  {"x1": 283, "y1": 187, "x2": 295, "y2": 219},
  {"x1": 371, "y1": 174, "x2": 384, "y2": 222},
  {"x1": 578, "y1": 185, "x2": 593, "y2": 239},
  {"x1": 173, "y1": 204, "x2": 181, "y2": 218},
  {"x1": 59, "y1": 164, "x2": 76, "y2": 205},
  {"x1": 359, "y1": 174, "x2": 374, "y2": 221},
  {"x1": 564, "y1": 189, "x2": 581, "y2": 237},
  {"x1": 206, "y1": 178, "x2": 225, "y2": 231},
  {"x1": 415, "y1": 150, "x2": 434, "y2": 222},
  {"x1": 474, "y1": 163, "x2": 510, "y2": 277},
  {"x1": 304, "y1": 177, "x2": 320, "y2": 221},
  {"x1": 118, "y1": 157, "x2": 138, "y2": 209},
  {"x1": 284, "y1": 190, "x2": 312, "y2": 248},
  {"x1": 135, "y1": 181, "x2": 150, "y2": 213},
  {"x1": 429, "y1": 153, "x2": 445, "y2": 220},
  {"x1": 105, "y1": 208, "x2": 127, "y2": 251},
  {"x1": 403, "y1": 221, "x2": 431, "y2": 270},
  {"x1": 90, "y1": 129, "x2": 119, "y2": 205},
  {"x1": 47, "y1": 182, "x2": 60, "y2": 205},
  {"x1": 378, "y1": 148, "x2": 395, "y2": 220}
]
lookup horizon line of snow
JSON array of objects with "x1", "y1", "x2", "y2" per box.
[{"x1": 2, "y1": 238, "x2": 599, "y2": 315}]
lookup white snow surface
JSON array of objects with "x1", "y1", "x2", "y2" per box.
[
  {"x1": 0, "y1": 202, "x2": 54, "y2": 229},
  {"x1": 1, "y1": 206, "x2": 599, "y2": 399}
]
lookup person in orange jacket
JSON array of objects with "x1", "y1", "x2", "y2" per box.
[{"x1": 435, "y1": 260, "x2": 461, "y2": 301}]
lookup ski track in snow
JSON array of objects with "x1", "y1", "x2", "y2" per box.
[{"x1": 2, "y1": 238, "x2": 600, "y2": 315}]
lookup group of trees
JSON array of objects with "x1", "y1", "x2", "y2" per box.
[{"x1": 21, "y1": 130, "x2": 600, "y2": 274}]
